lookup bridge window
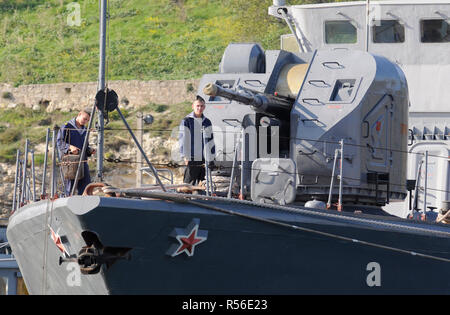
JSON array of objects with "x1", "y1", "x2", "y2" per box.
[
  {"x1": 373, "y1": 20, "x2": 405, "y2": 43},
  {"x1": 421, "y1": 19, "x2": 450, "y2": 43},
  {"x1": 324, "y1": 21, "x2": 357, "y2": 44}
]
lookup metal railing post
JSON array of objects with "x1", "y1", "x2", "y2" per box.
[
  {"x1": 17, "y1": 160, "x2": 23, "y2": 207},
  {"x1": 327, "y1": 149, "x2": 339, "y2": 209},
  {"x1": 21, "y1": 139, "x2": 29, "y2": 204},
  {"x1": 51, "y1": 128, "x2": 57, "y2": 198},
  {"x1": 239, "y1": 127, "x2": 245, "y2": 200},
  {"x1": 41, "y1": 128, "x2": 50, "y2": 199},
  {"x1": 338, "y1": 139, "x2": 344, "y2": 212},
  {"x1": 422, "y1": 151, "x2": 428, "y2": 220},
  {"x1": 12, "y1": 149, "x2": 20, "y2": 213},
  {"x1": 202, "y1": 126, "x2": 211, "y2": 196},
  {"x1": 228, "y1": 131, "x2": 241, "y2": 199},
  {"x1": 31, "y1": 150, "x2": 36, "y2": 201},
  {"x1": 410, "y1": 159, "x2": 424, "y2": 218}
]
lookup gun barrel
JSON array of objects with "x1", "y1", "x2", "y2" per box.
[
  {"x1": 203, "y1": 83, "x2": 259, "y2": 106},
  {"x1": 203, "y1": 83, "x2": 293, "y2": 116}
]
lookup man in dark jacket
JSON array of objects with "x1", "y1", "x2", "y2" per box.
[
  {"x1": 179, "y1": 96, "x2": 215, "y2": 185},
  {"x1": 57, "y1": 107, "x2": 96, "y2": 195}
]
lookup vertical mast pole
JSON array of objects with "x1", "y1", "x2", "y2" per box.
[
  {"x1": 365, "y1": 0, "x2": 370, "y2": 52},
  {"x1": 96, "y1": 0, "x2": 107, "y2": 181}
]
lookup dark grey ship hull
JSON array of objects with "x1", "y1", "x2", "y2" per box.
[{"x1": 7, "y1": 194, "x2": 450, "y2": 294}]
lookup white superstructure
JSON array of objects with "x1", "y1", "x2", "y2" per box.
[{"x1": 269, "y1": 0, "x2": 450, "y2": 217}]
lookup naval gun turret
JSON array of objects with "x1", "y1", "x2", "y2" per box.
[{"x1": 197, "y1": 43, "x2": 408, "y2": 208}]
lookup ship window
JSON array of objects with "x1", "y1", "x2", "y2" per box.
[
  {"x1": 421, "y1": 19, "x2": 450, "y2": 43},
  {"x1": 324, "y1": 21, "x2": 357, "y2": 44},
  {"x1": 372, "y1": 20, "x2": 405, "y2": 43}
]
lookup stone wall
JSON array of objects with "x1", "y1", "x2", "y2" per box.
[
  {"x1": 0, "y1": 79, "x2": 202, "y2": 217},
  {"x1": 0, "y1": 79, "x2": 201, "y2": 112}
]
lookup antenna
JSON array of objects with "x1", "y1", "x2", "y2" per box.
[{"x1": 365, "y1": 0, "x2": 370, "y2": 52}]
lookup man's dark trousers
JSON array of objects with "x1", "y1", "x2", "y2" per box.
[{"x1": 183, "y1": 161, "x2": 205, "y2": 185}]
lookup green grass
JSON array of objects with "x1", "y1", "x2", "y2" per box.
[
  {"x1": 0, "y1": 0, "x2": 295, "y2": 86},
  {"x1": 0, "y1": 106, "x2": 75, "y2": 162},
  {"x1": 144, "y1": 103, "x2": 168, "y2": 113},
  {"x1": 0, "y1": 0, "x2": 354, "y2": 86}
]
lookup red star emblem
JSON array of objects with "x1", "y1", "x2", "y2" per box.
[
  {"x1": 167, "y1": 219, "x2": 208, "y2": 257},
  {"x1": 174, "y1": 226, "x2": 206, "y2": 256}
]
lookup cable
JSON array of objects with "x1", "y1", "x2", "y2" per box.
[
  {"x1": 84, "y1": 126, "x2": 450, "y2": 161},
  {"x1": 99, "y1": 157, "x2": 450, "y2": 197},
  {"x1": 57, "y1": 124, "x2": 449, "y2": 159}
]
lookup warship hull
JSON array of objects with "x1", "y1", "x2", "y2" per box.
[{"x1": 7, "y1": 194, "x2": 450, "y2": 294}]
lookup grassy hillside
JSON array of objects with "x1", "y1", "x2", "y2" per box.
[
  {"x1": 0, "y1": 0, "x2": 292, "y2": 86},
  {"x1": 0, "y1": 106, "x2": 74, "y2": 163},
  {"x1": 0, "y1": 0, "x2": 353, "y2": 86}
]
